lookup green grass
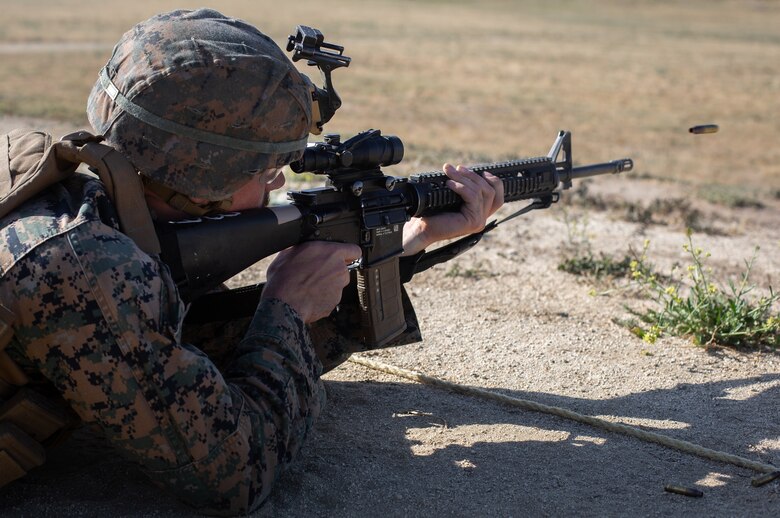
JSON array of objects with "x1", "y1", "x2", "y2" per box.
[
  {"x1": 557, "y1": 209, "x2": 634, "y2": 280},
  {"x1": 697, "y1": 184, "x2": 765, "y2": 209},
  {"x1": 558, "y1": 254, "x2": 633, "y2": 279},
  {"x1": 445, "y1": 261, "x2": 496, "y2": 280}
]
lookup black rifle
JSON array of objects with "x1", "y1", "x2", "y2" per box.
[{"x1": 156, "y1": 129, "x2": 633, "y2": 347}]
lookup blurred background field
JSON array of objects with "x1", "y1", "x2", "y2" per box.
[{"x1": 1, "y1": 0, "x2": 778, "y2": 191}]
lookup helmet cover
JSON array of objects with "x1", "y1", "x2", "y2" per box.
[{"x1": 87, "y1": 8, "x2": 312, "y2": 200}]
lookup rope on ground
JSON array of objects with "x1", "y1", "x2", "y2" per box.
[{"x1": 348, "y1": 355, "x2": 778, "y2": 475}]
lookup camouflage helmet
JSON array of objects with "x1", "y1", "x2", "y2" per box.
[{"x1": 87, "y1": 9, "x2": 312, "y2": 201}]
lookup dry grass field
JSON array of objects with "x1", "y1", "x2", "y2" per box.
[
  {"x1": 1, "y1": 2, "x2": 780, "y2": 517},
  {"x1": 1, "y1": 0, "x2": 779, "y2": 190}
]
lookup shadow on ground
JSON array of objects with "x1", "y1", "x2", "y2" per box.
[{"x1": 1, "y1": 373, "x2": 778, "y2": 517}]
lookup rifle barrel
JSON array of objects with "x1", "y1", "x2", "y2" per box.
[{"x1": 570, "y1": 158, "x2": 633, "y2": 180}]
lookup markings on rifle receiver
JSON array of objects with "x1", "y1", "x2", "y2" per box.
[{"x1": 689, "y1": 124, "x2": 719, "y2": 135}]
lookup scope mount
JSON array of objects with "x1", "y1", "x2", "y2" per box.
[{"x1": 287, "y1": 25, "x2": 351, "y2": 134}]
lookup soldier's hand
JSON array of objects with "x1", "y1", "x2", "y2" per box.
[
  {"x1": 402, "y1": 164, "x2": 503, "y2": 255},
  {"x1": 262, "y1": 241, "x2": 362, "y2": 323}
]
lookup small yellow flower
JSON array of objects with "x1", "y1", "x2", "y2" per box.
[
  {"x1": 643, "y1": 325, "x2": 661, "y2": 344},
  {"x1": 665, "y1": 286, "x2": 677, "y2": 296},
  {"x1": 707, "y1": 283, "x2": 718, "y2": 294},
  {"x1": 630, "y1": 260, "x2": 639, "y2": 271}
]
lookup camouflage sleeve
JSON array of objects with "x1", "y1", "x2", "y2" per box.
[
  {"x1": 183, "y1": 284, "x2": 423, "y2": 374},
  {"x1": 182, "y1": 314, "x2": 253, "y2": 368},
  {"x1": 308, "y1": 288, "x2": 423, "y2": 372},
  {"x1": 3, "y1": 221, "x2": 324, "y2": 516}
]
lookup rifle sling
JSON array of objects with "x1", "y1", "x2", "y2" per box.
[
  {"x1": 398, "y1": 195, "x2": 556, "y2": 283},
  {"x1": 399, "y1": 220, "x2": 498, "y2": 283}
]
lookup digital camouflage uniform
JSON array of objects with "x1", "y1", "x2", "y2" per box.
[
  {"x1": 0, "y1": 9, "x2": 422, "y2": 516},
  {"x1": 0, "y1": 171, "x2": 324, "y2": 514}
]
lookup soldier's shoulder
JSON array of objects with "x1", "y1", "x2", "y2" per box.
[{"x1": 0, "y1": 174, "x2": 118, "y2": 275}]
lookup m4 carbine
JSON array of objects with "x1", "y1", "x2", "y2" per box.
[{"x1": 156, "y1": 129, "x2": 633, "y2": 347}]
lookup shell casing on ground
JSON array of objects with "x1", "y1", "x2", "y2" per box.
[
  {"x1": 664, "y1": 485, "x2": 704, "y2": 497},
  {"x1": 751, "y1": 471, "x2": 780, "y2": 487}
]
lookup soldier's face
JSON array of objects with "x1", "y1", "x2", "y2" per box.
[{"x1": 230, "y1": 167, "x2": 286, "y2": 211}]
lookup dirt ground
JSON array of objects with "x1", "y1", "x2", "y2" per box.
[{"x1": 0, "y1": 116, "x2": 779, "y2": 517}]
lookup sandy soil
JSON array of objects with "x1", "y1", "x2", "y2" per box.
[{"x1": 0, "y1": 117, "x2": 778, "y2": 517}]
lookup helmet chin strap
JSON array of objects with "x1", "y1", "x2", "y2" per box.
[{"x1": 141, "y1": 176, "x2": 233, "y2": 216}]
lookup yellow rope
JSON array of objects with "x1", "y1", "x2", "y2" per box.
[{"x1": 348, "y1": 355, "x2": 778, "y2": 475}]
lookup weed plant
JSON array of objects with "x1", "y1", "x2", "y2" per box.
[
  {"x1": 628, "y1": 231, "x2": 779, "y2": 348},
  {"x1": 558, "y1": 254, "x2": 633, "y2": 279},
  {"x1": 445, "y1": 261, "x2": 496, "y2": 280},
  {"x1": 557, "y1": 210, "x2": 633, "y2": 279},
  {"x1": 568, "y1": 183, "x2": 716, "y2": 235},
  {"x1": 697, "y1": 184, "x2": 764, "y2": 209}
]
